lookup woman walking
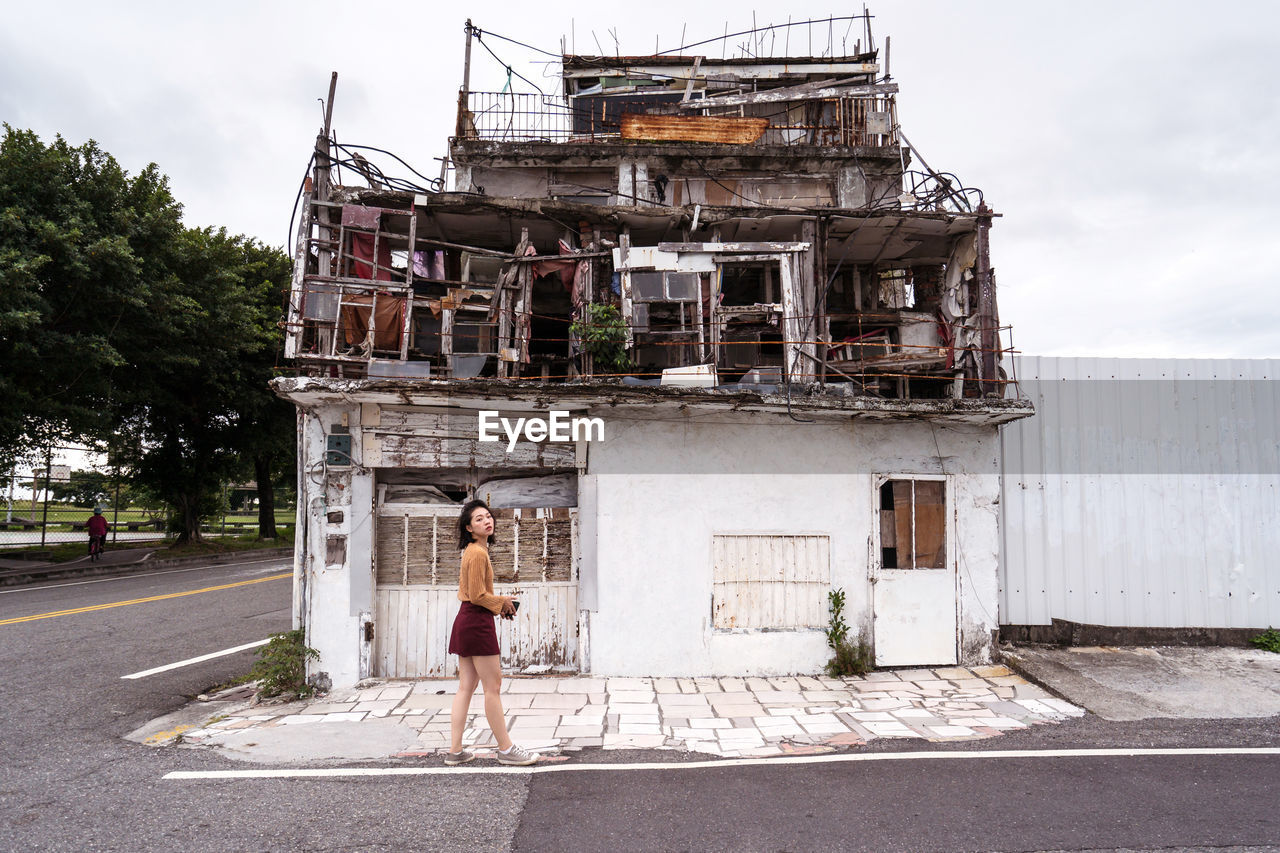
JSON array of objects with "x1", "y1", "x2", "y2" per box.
[{"x1": 444, "y1": 499, "x2": 539, "y2": 767}]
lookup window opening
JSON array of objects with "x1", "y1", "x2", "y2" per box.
[{"x1": 879, "y1": 479, "x2": 945, "y2": 569}]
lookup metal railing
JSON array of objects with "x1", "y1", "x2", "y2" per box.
[{"x1": 461, "y1": 91, "x2": 899, "y2": 147}]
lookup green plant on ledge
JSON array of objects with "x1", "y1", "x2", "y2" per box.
[
  {"x1": 250, "y1": 629, "x2": 320, "y2": 699},
  {"x1": 571, "y1": 303, "x2": 631, "y2": 376},
  {"x1": 824, "y1": 588, "x2": 875, "y2": 677},
  {"x1": 1250, "y1": 628, "x2": 1280, "y2": 654}
]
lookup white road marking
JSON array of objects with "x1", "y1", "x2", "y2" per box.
[
  {"x1": 162, "y1": 746, "x2": 1280, "y2": 779},
  {"x1": 0, "y1": 557, "x2": 291, "y2": 596},
  {"x1": 122, "y1": 639, "x2": 270, "y2": 679}
]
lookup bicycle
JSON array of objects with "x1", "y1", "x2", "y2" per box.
[{"x1": 88, "y1": 534, "x2": 106, "y2": 562}]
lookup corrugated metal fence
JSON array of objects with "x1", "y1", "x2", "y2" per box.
[{"x1": 1000, "y1": 357, "x2": 1280, "y2": 629}]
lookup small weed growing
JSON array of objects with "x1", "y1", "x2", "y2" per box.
[
  {"x1": 250, "y1": 629, "x2": 320, "y2": 699},
  {"x1": 1249, "y1": 628, "x2": 1280, "y2": 654},
  {"x1": 824, "y1": 588, "x2": 874, "y2": 677}
]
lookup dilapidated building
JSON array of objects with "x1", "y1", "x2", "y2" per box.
[{"x1": 274, "y1": 16, "x2": 1032, "y2": 689}]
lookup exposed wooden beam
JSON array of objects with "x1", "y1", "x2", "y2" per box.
[{"x1": 678, "y1": 80, "x2": 897, "y2": 111}]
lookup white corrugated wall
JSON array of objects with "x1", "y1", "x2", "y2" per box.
[{"x1": 999, "y1": 357, "x2": 1280, "y2": 629}]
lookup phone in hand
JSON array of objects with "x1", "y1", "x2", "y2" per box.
[{"x1": 504, "y1": 599, "x2": 520, "y2": 620}]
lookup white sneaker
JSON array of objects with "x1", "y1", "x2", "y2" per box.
[
  {"x1": 443, "y1": 750, "x2": 475, "y2": 766},
  {"x1": 495, "y1": 744, "x2": 539, "y2": 766}
]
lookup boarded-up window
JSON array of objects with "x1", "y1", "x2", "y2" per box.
[
  {"x1": 376, "y1": 507, "x2": 575, "y2": 587},
  {"x1": 487, "y1": 508, "x2": 575, "y2": 583},
  {"x1": 880, "y1": 480, "x2": 946, "y2": 569},
  {"x1": 712, "y1": 534, "x2": 830, "y2": 630}
]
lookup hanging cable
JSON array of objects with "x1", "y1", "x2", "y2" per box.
[{"x1": 469, "y1": 24, "x2": 546, "y2": 95}]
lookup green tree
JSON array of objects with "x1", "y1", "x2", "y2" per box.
[
  {"x1": 2, "y1": 128, "x2": 294, "y2": 544},
  {"x1": 225, "y1": 239, "x2": 295, "y2": 539},
  {"x1": 113, "y1": 228, "x2": 291, "y2": 544},
  {"x1": 0, "y1": 126, "x2": 183, "y2": 468}
]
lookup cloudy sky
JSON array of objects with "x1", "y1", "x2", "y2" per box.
[{"x1": 3, "y1": 0, "x2": 1277, "y2": 359}]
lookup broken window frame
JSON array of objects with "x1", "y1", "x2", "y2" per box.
[{"x1": 875, "y1": 475, "x2": 948, "y2": 571}]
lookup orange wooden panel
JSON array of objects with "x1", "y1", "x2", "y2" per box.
[
  {"x1": 620, "y1": 113, "x2": 769, "y2": 144},
  {"x1": 914, "y1": 480, "x2": 946, "y2": 569}
]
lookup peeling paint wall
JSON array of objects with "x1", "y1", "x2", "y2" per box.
[
  {"x1": 585, "y1": 411, "x2": 1002, "y2": 676},
  {"x1": 292, "y1": 394, "x2": 1003, "y2": 687},
  {"x1": 298, "y1": 405, "x2": 375, "y2": 688}
]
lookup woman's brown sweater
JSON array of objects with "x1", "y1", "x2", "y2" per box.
[{"x1": 457, "y1": 542, "x2": 505, "y2": 615}]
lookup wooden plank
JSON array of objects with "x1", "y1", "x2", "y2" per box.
[
  {"x1": 880, "y1": 509, "x2": 896, "y2": 549},
  {"x1": 658, "y1": 241, "x2": 808, "y2": 253},
  {"x1": 914, "y1": 480, "x2": 947, "y2": 569},
  {"x1": 414, "y1": 237, "x2": 510, "y2": 258},
  {"x1": 434, "y1": 589, "x2": 452, "y2": 677},
  {"x1": 374, "y1": 591, "x2": 388, "y2": 677},
  {"x1": 373, "y1": 581, "x2": 577, "y2": 675},
  {"x1": 374, "y1": 432, "x2": 576, "y2": 469},
  {"x1": 621, "y1": 113, "x2": 768, "y2": 145},
  {"x1": 893, "y1": 481, "x2": 915, "y2": 569},
  {"x1": 677, "y1": 80, "x2": 897, "y2": 110},
  {"x1": 680, "y1": 56, "x2": 703, "y2": 103}
]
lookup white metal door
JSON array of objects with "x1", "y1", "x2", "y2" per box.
[{"x1": 872, "y1": 477, "x2": 957, "y2": 666}]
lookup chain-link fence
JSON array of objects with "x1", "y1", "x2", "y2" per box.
[{"x1": 2, "y1": 447, "x2": 295, "y2": 551}]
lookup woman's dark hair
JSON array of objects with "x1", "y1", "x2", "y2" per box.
[{"x1": 457, "y1": 499, "x2": 495, "y2": 549}]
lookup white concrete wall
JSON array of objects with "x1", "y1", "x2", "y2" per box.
[
  {"x1": 585, "y1": 411, "x2": 1002, "y2": 676},
  {"x1": 294, "y1": 397, "x2": 1003, "y2": 686},
  {"x1": 297, "y1": 404, "x2": 375, "y2": 690}
]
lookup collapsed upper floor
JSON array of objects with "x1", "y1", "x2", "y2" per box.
[{"x1": 279, "y1": 16, "x2": 1023, "y2": 412}]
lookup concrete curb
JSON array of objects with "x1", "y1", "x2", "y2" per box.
[
  {"x1": 0, "y1": 547, "x2": 294, "y2": 586},
  {"x1": 997, "y1": 647, "x2": 1088, "y2": 708}
]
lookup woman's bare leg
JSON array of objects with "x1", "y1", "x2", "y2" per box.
[
  {"x1": 450, "y1": 656, "x2": 480, "y2": 753},
  {"x1": 472, "y1": 654, "x2": 513, "y2": 751}
]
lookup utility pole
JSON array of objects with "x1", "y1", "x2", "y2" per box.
[
  {"x1": 314, "y1": 71, "x2": 338, "y2": 358},
  {"x1": 457, "y1": 19, "x2": 475, "y2": 138},
  {"x1": 975, "y1": 203, "x2": 998, "y2": 397},
  {"x1": 314, "y1": 72, "x2": 338, "y2": 211}
]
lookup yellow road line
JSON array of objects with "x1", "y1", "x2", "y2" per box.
[{"x1": 0, "y1": 572, "x2": 292, "y2": 627}]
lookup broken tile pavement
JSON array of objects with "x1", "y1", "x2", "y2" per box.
[{"x1": 172, "y1": 665, "x2": 1084, "y2": 760}]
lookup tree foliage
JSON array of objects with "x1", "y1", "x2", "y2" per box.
[
  {"x1": 1, "y1": 127, "x2": 293, "y2": 543},
  {"x1": 0, "y1": 125, "x2": 182, "y2": 466},
  {"x1": 112, "y1": 227, "x2": 292, "y2": 543}
]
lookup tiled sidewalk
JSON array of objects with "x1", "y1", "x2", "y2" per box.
[{"x1": 181, "y1": 666, "x2": 1084, "y2": 759}]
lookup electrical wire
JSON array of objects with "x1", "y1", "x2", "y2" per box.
[
  {"x1": 471, "y1": 25, "x2": 546, "y2": 95},
  {"x1": 655, "y1": 15, "x2": 872, "y2": 58},
  {"x1": 333, "y1": 143, "x2": 443, "y2": 192},
  {"x1": 468, "y1": 24, "x2": 562, "y2": 59},
  {"x1": 287, "y1": 152, "x2": 316, "y2": 253}
]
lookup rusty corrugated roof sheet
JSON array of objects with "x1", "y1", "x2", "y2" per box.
[{"x1": 620, "y1": 113, "x2": 769, "y2": 144}]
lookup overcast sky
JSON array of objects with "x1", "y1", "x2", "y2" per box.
[{"x1": 3, "y1": 0, "x2": 1277, "y2": 360}]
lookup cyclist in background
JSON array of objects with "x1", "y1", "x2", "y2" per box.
[{"x1": 87, "y1": 507, "x2": 108, "y2": 561}]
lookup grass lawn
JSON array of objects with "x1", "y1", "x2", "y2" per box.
[
  {"x1": 6, "y1": 504, "x2": 295, "y2": 528},
  {"x1": 164, "y1": 530, "x2": 295, "y2": 559},
  {"x1": 29, "y1": 529, "x2": 294, "y2": 563}
]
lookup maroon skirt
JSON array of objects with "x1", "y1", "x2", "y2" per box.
[{"x1": 448, "y1": 601, "x2": 500, "y2": 657}]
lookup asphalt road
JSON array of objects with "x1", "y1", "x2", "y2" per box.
[{"x1": 1, "y1": 559, "x2": 1277, "y2": 852}]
